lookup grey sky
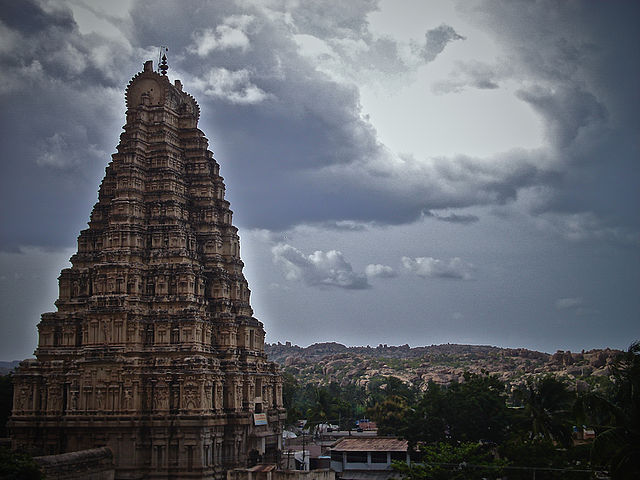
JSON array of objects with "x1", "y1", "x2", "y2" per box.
[{"x1": 1, "y1": 0, "x2": 638, "y2": 360}]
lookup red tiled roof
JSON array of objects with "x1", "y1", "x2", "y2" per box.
[
  {"x1": 331, "y1": 437, "x2": 408, "y2": 452},
  {"x1": 249, "y1": 464, "x2": 278, "y2": 472}
]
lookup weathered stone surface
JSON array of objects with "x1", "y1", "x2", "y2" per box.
[
  {"x1": 10, "y1": 61, "x2": 285, "y2": 480},
  {"x1": 228, "y1": 467, "x2": 335, "y2": 480},
  {"x1": 35, "y1": 447, "x2": 115, "y2": 480}
]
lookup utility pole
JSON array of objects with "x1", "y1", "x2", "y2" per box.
[{"x1": 301, "y1": 431, "x2": 306, "y2": 471}]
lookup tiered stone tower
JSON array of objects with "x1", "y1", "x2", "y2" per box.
[{"x1": 10, "y1": 60, "x2": 285, "y2": 479}]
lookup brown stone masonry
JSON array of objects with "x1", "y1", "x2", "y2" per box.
[{"x1": 10, "y1": 60, "x2": 285, "y2": 480}]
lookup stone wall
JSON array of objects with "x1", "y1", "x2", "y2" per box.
[
  {"x1": 34, "y1": 447, "x2": 115, "y2": 480},
  {"x1": 228, "y1": 468, "x2": 335, "y2": 480}
]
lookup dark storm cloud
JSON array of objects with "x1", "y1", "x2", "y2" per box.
[
  {"x1": 432, "y1": 60, "x2": 503, "y2": 94},
  {"x1": 0, "y1": 0, "x2": 638, "y2": 358},
  {"x1": 0, "y1": 0, "x2": 129, "y2": 89},
  {"x1": 2, "y1": 0, "x2": 638, "y2": 253},
  {"x1": 0, "y1": 0, "x2": 140, "y2": 251},
  {"x1": 458, "y1": 0, "x2": 640, "y2": 239},
  {"x1": 516, "y1": 86, "x2": 607, "y2": 150},
  {"x1": 296, "y1": 149, "x2": 560, "y2": 229},
  {"x1": 317, "y1": 221, "x2": 370, "y2": 232},
  {"x1": 123, "y1": 0, "x2": 388, "y2": 228},
  {"x1": 0, "y1": 0, "x2": 74, "y2": 35},
  {"x1": 163, "y1": 0, "x2": 635, "y2": 240},
  {"x1": 288, "y1": 0, "x2": 378, "y2": 39},
  {"x1": 0, "y1": 0, "x2": 499, "y2": 244}
]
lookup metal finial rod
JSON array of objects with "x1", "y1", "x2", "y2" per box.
[{"x1": 158, "y1": 46, "x2": 169, "y2": 75}]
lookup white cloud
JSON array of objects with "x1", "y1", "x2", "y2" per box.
[
  {"x1": 555, "y1": 297, "x2": 583, "y2": 310},
  {"x1": 189, "y1": 15, "x2": 254, "y2": 56},
  {"x1": 293, "y1": 33, "x2": 334, "y2": 59},
  {"x1": 191, "y1": 67, "x2": 270, "y2": 104},
  {"x1": 291, "y1": 19, "x2": 464, "y2": 86},
  {"x1": 245, "y1": 228, "x2": 287, "y2": 244},
  {"x1": 365, "y1": 264, "x2": 396, "y2": 278},
  {"x1": 36, "y1": 130, "x2": 107, "y2": 170},
  {"x1": 272, "y1": 243, "x2": 370, "y2": 289},
  {"x1": 402, "y1": 256, "x2": 474, "y2": 280}
]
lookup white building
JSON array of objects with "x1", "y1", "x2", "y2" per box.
[{"x1": 329, "y1": 437, "x2": 410, "y2": 480}]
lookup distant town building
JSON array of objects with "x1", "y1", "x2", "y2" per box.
[
  {"x1": 10, "y1": 59, "x2": 285, "y2": 479},
  {"x1": 355, "y1": 419, "x2": 377, "y2": 431},
  {"x1": 330, "y1": 437, "x2": 410, "y2": 480}
]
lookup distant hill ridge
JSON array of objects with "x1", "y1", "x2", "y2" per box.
[
  {"x1": 265, "y1": 341, "x2": 551, "y2": 362},
  {"x1": 265, "y1": 342, "x2": 621, "y2": 389},
  {"x1": 0, "y1": 360, "x2": 21, "y2": 375}
]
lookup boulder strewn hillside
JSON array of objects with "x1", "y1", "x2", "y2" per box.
[{"x1": 265, "y1": 342, "x2": 621, "y2": 390}]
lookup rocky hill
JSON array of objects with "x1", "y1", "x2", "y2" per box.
[
  {"x1": 0, "y1": 360, "x2": 21, "y2": 376},
  {"x1": 265, "y1": 342, "x2": 621, "y2": 391}
]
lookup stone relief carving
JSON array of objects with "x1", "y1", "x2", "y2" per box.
[
  {"x1": 154, "y1": 385, "x2": 169, "y2": 411},
  {"x1": 183, "y1": 383, "x2": 199, "y2": 410}
]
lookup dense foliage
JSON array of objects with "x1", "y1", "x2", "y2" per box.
[
  {"x1": 393, "y1": 442, "x2": 505, "y2": 480},
  {"x1": 282, "y1": 342, "x2": 640, "y2": 479},
  {"x1": 0, "y1": 374, "x2": 13, "y2": 437},
  {"x1": 575, "y1": 341, "x2": 640, "y2": 479},
  {"x1": 0, "y1": 448, "x2": 43, "y2": 480},
  {"x1": 283, "y1": 372, "x2": 368, "y2": 430},
  {"x1": 0, "y1": 376, "x2": 43, "y2": 479}
]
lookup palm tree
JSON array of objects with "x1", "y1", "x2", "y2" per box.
[
  {"x1": 512, "y1": 375, "x2": 574, "y2": 447},
  {"x1": 576, "y1": 341, "x2": 640, "y2": 479},
  {"x1": 305, "y1": 386, "x2": 335, "y2": 435}
]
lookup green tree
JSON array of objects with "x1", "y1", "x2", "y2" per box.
[
  {"x1": 385, "y1": 373, "x2": 510, "y2": 450},
  {"x1": 0, "y1": 375, "x2": 13, "y2": 437},
  {"x1": 511, "y1": 376, "x2": 574, "y2": 447},
  {"x1": 392, "y1": 442, "x2": 504, "y2": 480},
  {"x1": 442, "y1": 373, "x2": 510, "y2": 444},
  {"x1": 367, "y1": 376, "x2": 417, "y2": 407},
  {"x1": 282, "y1": 372, "x2": 303, "y2": 426},
  {"x1": 367, "y1": 376, "x2": 417, "y2": 436},
  {"x1": 0, "y1": 448, "x2": 44, "y2": 480},
  {"x1": 401, "y1": 381, "x2": 449, "y2": 447},
  {"x1": 305, "y1": 386, "x2": 339, "y2": 433},
  {"x1": 368, "y1": 395, "x2": 411, "y2": 436},
  {"x1": 499, "y1": 439, "x2": 589, "y2": 480},
  {"x1": 327, "y1": 382, "x2": 366, "y2": 429},
  {"x1": 576, "y1": 341, "x2": 640, "y2": 479}
]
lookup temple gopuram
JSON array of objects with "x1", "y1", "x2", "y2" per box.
[{"x1": 10, "y1": 59, "x2": 285, "y2": 480}]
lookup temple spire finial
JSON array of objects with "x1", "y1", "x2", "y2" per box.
[{"x1": 158, "y1": 46, "x2": 169, "y2": 75}]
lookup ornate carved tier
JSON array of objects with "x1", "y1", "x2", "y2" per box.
[{"x1": 10, "y1": 61, "x2": 285, "y2": 480}]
